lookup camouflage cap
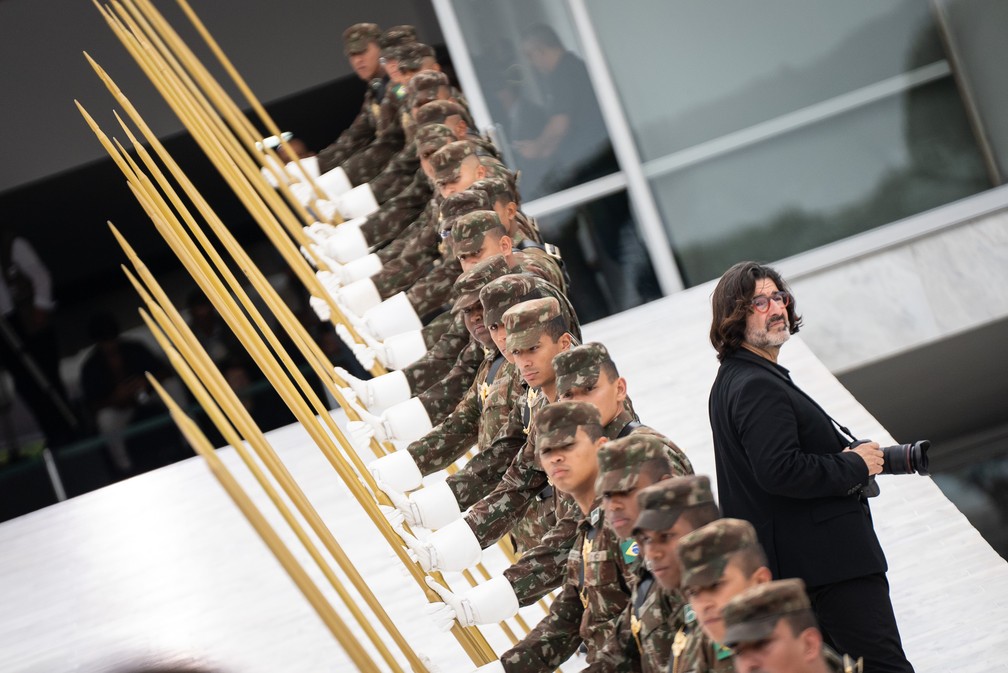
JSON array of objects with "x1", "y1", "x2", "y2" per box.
[
  {"x1": 633, "y1": 475, "x2": 715, "y2": 534},
  {"x1": 503, "y1": 297, "x2": 560, "y2": 351},
  {"x1": 479, "y1": 273, "x2": 539, "y2": 327},
  {"x1": 722, "y1": 579, "x2": 812, "y2": 647},
  {"x1": 398, "y1": 43, "x2": 436, "y2": 73},
  {"x1": 534, "y1": 401, "x2": 601, "y2": 455},
  {"x1": 452, "y1": 255, "x2": 511, "y2": 313},
  {"x1": 553, "y1": 342, "x2": 613, "y2": 397},
  {"x1": 409, "y1": 70, "x2": 450, "y2": 106},
  {"x1": 430, "y1": 141, "x2": 476, "y2": 185},
  {"x1": 343, "y1": 23, "x2": 381, "y2": 55},
  {"x1": 452, "y1": 210, "x2": 507, "y2": 255},
  {"x1": 415, "y1": 123, "x2": 456, "y2": 158},
  {"x1": 677, "y1": 518, "x2": 760, "y2": 590},
  {"x1": 470, "y1": 177, "x2": 515, "y2": 206},
  {"x1": 415, "y1": 100, "x2": 467, "y2": 127},
  {"x1": 439, "y1": 191, "x2": 491, "y2": 239},
  {"x1": 378, "y1": 25, "x2": 416, "y2": 58},
  {"x1": 595, "y1": 433, "x2": 668, "y2": 495}
]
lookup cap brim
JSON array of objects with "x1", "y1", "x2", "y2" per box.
[
  {"x1": 506, "y1": 331, "x2": 543, "y2": 351},
  {"x1": 596, "y1": 471, "x2": 638, "y2": 496},
  {"x1": 452, "y1": 292, "x2": 480, "y2": 313},
  {"x1": 681, "y1": 560, "x2": 726, "y2": 590},
  {"x1": 722, "y1": 616, "x2": 780, "y2": 648},
  {"x1": 632, "y1": 508, "x2": 682, "y2": 535}
]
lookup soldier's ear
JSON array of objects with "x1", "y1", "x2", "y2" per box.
[
  {"x1": 500, "y1": 235, "x2": 513, "y2": 255},
  {"x1": 799, "y1": 626, "x2": 822, "y2": 662}
]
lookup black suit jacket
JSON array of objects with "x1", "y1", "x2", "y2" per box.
[{"x1": 709, "y1": 348, "x2": 887, "y2": 587}]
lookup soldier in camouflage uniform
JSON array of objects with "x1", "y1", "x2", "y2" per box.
[
  {"x1": 721, "y1": 579, "x2": 864, "y2": 673},
  {"x1": 470, "y1": 176, "x2": 543, "y2": 245},
  {"x1": 497, "y1": 431, "x2": 674, "y2": 671},
  {"x1": 597, "y1": 475, "x2": 720, "y2": 673},
  {"x1": 672, "y1": 519, "x2": 773, "y2": 673},
  {"x1": 452, "y1": 210, "x2": 565, "y2": 294},
  {"x1": 312, "y1": 23, "x2": 385, "y2": 173}
]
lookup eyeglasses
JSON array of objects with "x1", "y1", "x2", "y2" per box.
[{"x1": 750, "y1": 290, "x2": 791, "y2": 313}]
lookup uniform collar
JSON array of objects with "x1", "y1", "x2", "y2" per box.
[{"x1": 604, "y1": 408, "x2": 636, "y2": 439}]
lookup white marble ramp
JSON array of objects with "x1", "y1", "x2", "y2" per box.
[{"x1": 1, "y1": 283, "x2": 1006, "y2": 672}]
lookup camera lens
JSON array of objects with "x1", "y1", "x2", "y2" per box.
[{"x1": 881, "y1": 440, "x2": 930, "y2": 476}]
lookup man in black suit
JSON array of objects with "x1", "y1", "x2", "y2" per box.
[{"x1": 707, "y1": 261, "x2": 913, "y2": 673}]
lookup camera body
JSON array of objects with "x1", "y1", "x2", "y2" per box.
[{"x1": 850, "y1": 439, "x2": 931, "y2": 497}]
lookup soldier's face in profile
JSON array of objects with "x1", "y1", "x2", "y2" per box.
[
  {"x1": 603, "y1": 472, "x2": 660, "y2": 539},
  {"x1": 462, "y1": 303, "x2": 493, "y2": 348},
  {"x1": 731, "y1": 619, "x2": 820, "y2": 673},
  {"x1": 513, "y1": 333, "x2": 569, "y2": 389},
  {"x1": 559, "y1": 371, "x2": 626, "y2": 426},
  {"x1": 349, "y1": 43, "x2": 382, "y2": 81},
  {"x1": 539, "y1": 428, "x2": 602, "y2": 495},
  {"x1": 440, "y1": 157, "x2": 486, "y2": 197},
  {"x1": 459, "y1": 234, "x2": 512, "y2": 273},
  {"x1": 687, "y1": 562, "x2": 763, "y2": 644},
  {"x1": 641, "y1": 516, "x2": 695, "y2": 590}
]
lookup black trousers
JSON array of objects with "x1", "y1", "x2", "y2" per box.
[{"x1": 807, "y1": 573, "x2": 914, "y2": 673}]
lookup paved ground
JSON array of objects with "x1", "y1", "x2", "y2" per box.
[{"x1": 1, "y1": 282, "x2": 1005, "y2": 672}]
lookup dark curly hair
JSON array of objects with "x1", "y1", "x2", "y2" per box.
[{"x1": 709, "y1": 261, "x2": 802, "y2": 361}]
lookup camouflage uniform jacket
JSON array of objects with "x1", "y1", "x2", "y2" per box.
[
  {"x1": 420, "y1": 309, "x2": 456, "y2": 349},
  {"x1": 502, "y1": 409, "x2": 688, "y2": 606},
  {"x1": 510, "y1": 247, "x2": 566, "y2": 297},
  {"x1": 316, "y1": 78, "x2": 385, "y2": 173},
  {"x1": 597, "y1": 568, "x2": 687, "y2": 673},
  {"x1": 669, "y1": 621, "x2": 734, "y2": 673},
  {"x1": 373, "y1": 201, "x2": 442, "y2": 298},
  {"x1": 405, "y1": 255, "x2": 463, "y2": 317},
  {"x1": 369, "y1": 140, "x2": 419, "y2": 204},
  {"x1": 360, "y1": 168, "x2": 431, "y2": 248},
  {"x1": 375, "y1": 198, "x2": 436, "y2": 265},
  {"x1": 406, "y1": 349, "x2": 520, "y2": 501},
  {"x1": 340, "y1": 81, "x2": 407, "y2": 185},
  {"x1": 500, "y1": 503, "x2": 635, "y2": 672},
  {"x1": 514, "y1": 211, "x2": 544, "y2": 245},
  {"x1": 413, "y1": 338, "x2": 485, "y2": 426},
  {"x1": 403, "y1": 312, "x2": 472, "y2": 393}
]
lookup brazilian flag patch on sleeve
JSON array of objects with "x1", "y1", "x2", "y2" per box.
[{"x1": 621, "y1": 539, "x2": 640, "y2": 564}]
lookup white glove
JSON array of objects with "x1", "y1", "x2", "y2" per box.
[
  {"x1": 313, "y1": 199, "x2": 342, "y2": 222},
  {"x1": 472, "y1": 662, "x2": 504, "y2": 673},
  {"x1": 337, "y1": 278, "x2": 382, "y2": 317},
  {"x1": 286, "y1": 156, "x2": 321, "y2": 182},
  {"x1": 360, "y1": 370, "x2": 412, "y2": 411},
  {"x1": 260, "y1": 155, "x2": 286, "y2": 187},
  {"x1": 424, "y1": 575, "x2": 519, "y2": 628},
  {"x1": 304, "y1": 221, "x2": 338, "y2": 243},
  {"x1": 338, "y1": 182, "x2": 380, "y2": 219},
  {"x1": 322, "y1": 220, "x2": 370, "y2": 264},
  {"x1": 364, "y1": 292, "x2": 423, "y2": 340},
  {"x1": 288, "y1": 181, "x2": 317, "y2": 207},
  {"x1": 382, "y1": 397, "x2": 433, "y2": 442},
  {"x1": 333, "y1": 366, "x2": 368, "y2": 402},
  {"x1": 315, "y1": 269, "x2": 343, "y2": 299},
  {"x1": 316, "y1": 165, "x2": 353, "y2": 199},
  {"x1": 369, "y1": 450, "x2": 423, "y2": 492},
  {"x1": 351, "y1": 343, "x2": 377, "y2": 371},
  {"x1": 308, "y1": 295, "x2": 331, "y2": 321},
  {"x1": 390, "y1": 516, "x2": 481, "y2": 572},
  {"x1": 346, "y1": 421, "x2": 378, "y2": 462},
  {"x1": 347, "y1": 401, "x2": 391, "y2": 442},
  {"x1": 334, "y1": 323, "x2": 358, "y2": 350},
  {"x1": 339, "y1": 253, "x2": 383, "y2": 284},
  {"x1": 382, "y1": 480, "x2": 463, "y2": 531},
  {"x1": 380, "y1": 330, "x2": 428, "y2": 369}
]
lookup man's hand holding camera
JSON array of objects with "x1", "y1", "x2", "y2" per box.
[{"x1": 845, "y1": 441, "x2": 884, "y2": 476}]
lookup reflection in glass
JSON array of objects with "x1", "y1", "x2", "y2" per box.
[{"x1": 650, "y1": 78, "x2": 989, "y2": 285}]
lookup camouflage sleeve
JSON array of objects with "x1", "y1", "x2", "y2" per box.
[
  {"x1": 500, "y1": 580, "x2": 584, "y2": 673},
  {"x1": 316, "y1": 97, "x2": 375, "y2": 173},
  {"x1": 340, "y1": 90, "x2": 406, "y2": 185},
  {"x1": 463, "y1": 405, "x2": 548, "y2": 548},
  {"x1": 405, "y1": 257, "x2": 462, "y2": 317},
  {"x1": 360, "y1": 171, "x2": 431, "y2": 248},
  {"x1": 593, "y1": 603, "x2": 641, "y2": 673},
  {"x1": 402, "y1": 315, "x2": 471, "y2": 392},
  {"x1": 406, "y1": 374, "x2": 482, "y2": 475},
  {"x1": 375, "y1": 205, "x2": 432, "y2": 264},
  {"x1": 503, "y1": 503, "x2": 579, "y2": 605},
  {"x1": 371, "y1": 217, "x2": 441, "y2": 299},
  {"x1": 420, "y1": 310, "x2": 455, "y2": 349},
  {"x1": 633, "y1": 426, "x2": 695, "y2": 478},
  {"x1": 415, "y1": 344, "x2": 482, "y2": 426},
  {"x1": 368, "y1": 143, "x2": 420, "y2": 204}
]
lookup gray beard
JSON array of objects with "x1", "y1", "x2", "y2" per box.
[{"x1": 746, "y1": 316, "x2": 791, "y2": 351}]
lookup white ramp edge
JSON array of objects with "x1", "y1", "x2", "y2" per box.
[{"x1": 0, "y1": 283, "x2": 1005, "y2": 672}]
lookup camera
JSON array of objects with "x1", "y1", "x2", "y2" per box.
[{"x1": 851, "y1": 439, "x2": 931, "y2": 497}]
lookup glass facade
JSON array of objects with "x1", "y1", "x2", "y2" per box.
[{"x1": 585, "y1": 0, "x2": 990, "y2": 285}]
